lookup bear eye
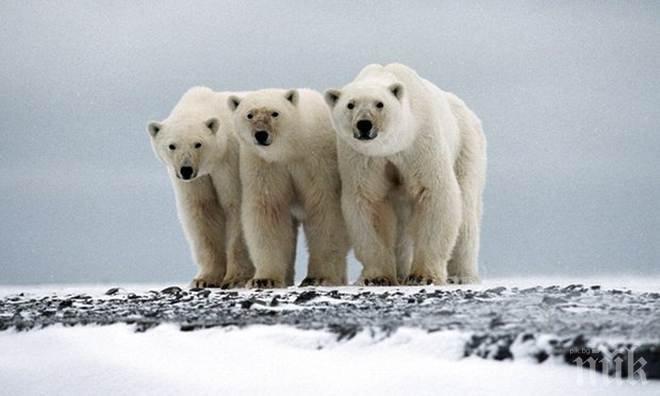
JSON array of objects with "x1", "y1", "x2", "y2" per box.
[
  {"x1": 271, "y1": 112, "x2": 279, "y2": 118},
  {"x1": 194, "y1": 142, "x2": 202, "y2": 149},
  {"x1": 347, "y1": 102, "x2": 355, "y2": 110},
  {"x1": 168, "y1": 144, "x2": 176, "y2": 151},
  {"x1": 376, "y1": 102, "x2": 384, "y2": 109},
  {"x1": 247, "y1": 113, "x2": 253, "y2": 120}
]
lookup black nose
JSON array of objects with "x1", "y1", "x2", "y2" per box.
[
  {"x1": 356, "y1": 119, "x2": 373, "y2": 134},
  {"x1": 255, "y1": 130, "x2": 270, "y2": 146},
  {"x1": 180, "y1": 166, "x2": 194, "y2": 180},
  {"x1": 355, "y1": 119, "x2": 376, "y2": 140},
  {"x1": 356, "y1": 120, "x2": 374, "y2": 135}
]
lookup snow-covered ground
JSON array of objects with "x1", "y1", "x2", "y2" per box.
[
  {"x1": 1, "y1": 324, "x2": 656, "y2": 396},
  {"x1": 1, "y1": 275, "x2": 657, "y2": 297},
  {"x1": 1, "y1": 277, "x2": 658, "y2": 395}
]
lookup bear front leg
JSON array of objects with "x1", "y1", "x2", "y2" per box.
[
  {"x1": 406, "y1": 175, "x2": 462, "y2": 286},
  {"x1": 175, "y1": 178, "x2": 227, "y2": 288},
  {"x1": 188, "y1": 208, "x2": 227, "y2": 288},
  {"x1": 242, "y1": 194, "x2": 296, "y2": 289},
  {"x1": 220, "y1": 208, "x2": 254, "y2": 289},
  {"x1": 300, "y1": 194, "x2": 350, "y2": 287},
  {"x1": 342, "y1": 192, "x2": 398, "y2": 286}
]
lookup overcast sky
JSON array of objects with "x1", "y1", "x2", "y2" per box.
[{"x1": 1, "y1": 1, "x2": 658, "y2": 284}]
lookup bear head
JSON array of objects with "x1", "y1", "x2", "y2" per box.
[
  {"x1": 146, "y1": 117, "x2": 221, "y2": 181},
  {"x1": 227, "y1": 89, "x2": 301, "y2": 162},
  {"x1": 324, "y1": 81, "x2": 414, "y2": 157}
]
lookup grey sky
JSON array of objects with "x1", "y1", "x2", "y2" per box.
[{"x1": 1, "y1": 1, "x2": 658, "y2": 284}]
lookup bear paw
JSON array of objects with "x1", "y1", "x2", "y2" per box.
[
  {"x1": 246, "y1": 278, "x2": 284, "y2": 289},
  {"x1": 191, "y1": 277, "x2": 223, "y2": 289},
  {"x1": 300, "y1": 277, "x2": 323, "y2": 287},
  {"x1": 220, "y1": 277, "x2": 251, "y2": 289},
  {"x1": 299, "y1": 277, "x2": 343, "y2": 287},
  {"x1": 405, "y1": 274, "x2": 437, "y2": 286},
  {"x1": 358, "y1": 276, "x2": 397, "y2": 286},
  {"x1": 447, "y1": 275, "x2": 480, "y2": 285}
]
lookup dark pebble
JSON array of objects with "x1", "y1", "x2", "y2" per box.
[
  {"x1": 485, "y1": 286, "x2": 506, "y2": 294},
  {"x1": 534, "y1": 350, "x2": 550, "y2": 363},
  {"x1": 329, "y1": 324, "x2": 359, "y2": 342},
  {"x1": 294, "y1": 290, "x2": 318, "y2": 304},
  {"x1": 58, "y1": 300, "x2": 73, "y2": 309},
  {"x1": 521, "y1": 333, "x2": 535, "y2": 342},
  {"x1": 161, "y1": 286, "x2": 183, "y2": 294},
  {"x1": 542, "y1": 295, "x2": 567, "y2": 305},
  {"x1": 240, "y1": 299, "x2": 254, "y2": 309},
  {"x1": 491, "y1": 345, "x2": 513, "y2": 361},
  {"x1": 489, "y1": 317, "x2": 505, "y2": 329}
]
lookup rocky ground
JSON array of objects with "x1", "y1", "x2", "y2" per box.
[{"x1": 1, "y1": 284, "x2": 659, "y2": 379}]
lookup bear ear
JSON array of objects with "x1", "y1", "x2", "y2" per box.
[
  {"x1": 147, "y1": 121, "x2": 163, "y2": 138},
  {"x1": 324, "y1": 89, "x2": 341, "y2": 108},
  {"x1": 205, "y1": 118, "x2": 219, "y2": 135},
  {"x1": 389, "y1": 83, "x2": 404, "y2": 101},
  {"x1": 285, "y1": 89, "x2": 299, "y2": 106},
  {"x1": 227, "y1": 96, "x2": 241, "y2": 112}
]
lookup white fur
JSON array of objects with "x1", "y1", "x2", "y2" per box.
[
  {"x1": 325, "y1": 64, "x2": 487, "y2": 285},
  {"x1": 229, "y1": 89, "x2": 349, "y2": 288},
  {"x1": 147, "y1": 87, "x2": 254, "y2": 288}
]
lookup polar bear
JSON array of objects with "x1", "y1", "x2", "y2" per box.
[
  {"x1": 324, "y1": 63, "x2": 487, "y2": 286},
  {"x1": 228, "y1": 89, "x2": 349, "y2": 288},
  {"x1": 147, "y1": 86, "x2": 254, "y2": 288}
]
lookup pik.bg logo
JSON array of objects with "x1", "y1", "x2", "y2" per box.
[{"x1": 572, "y1": 346, "x2": 648, "y2": 385}]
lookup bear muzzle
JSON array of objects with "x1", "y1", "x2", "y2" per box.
[
  {"x1": 254, "y1": 130, "x2": 272, "y2": 146},
  {"x1": 178, "y1": 166, "x2": 197, "y2": 181},
  {"x1": 354, "y1": 119, "x2": 377, "y2": 140}
]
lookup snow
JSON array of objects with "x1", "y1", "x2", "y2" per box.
[{"x1": 0, "y1": 324, "x2": 657, "y2": 395}]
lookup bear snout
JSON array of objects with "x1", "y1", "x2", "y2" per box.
[
  {"x1": 254, "y1": 130, "x2": 272, "y2": 146},
  {"x1": 355, "y1": 119, "x2": 377, "y2": 140},
  {"x1": 179, "y1": 166, "x2": 196, "y2": 180}
]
